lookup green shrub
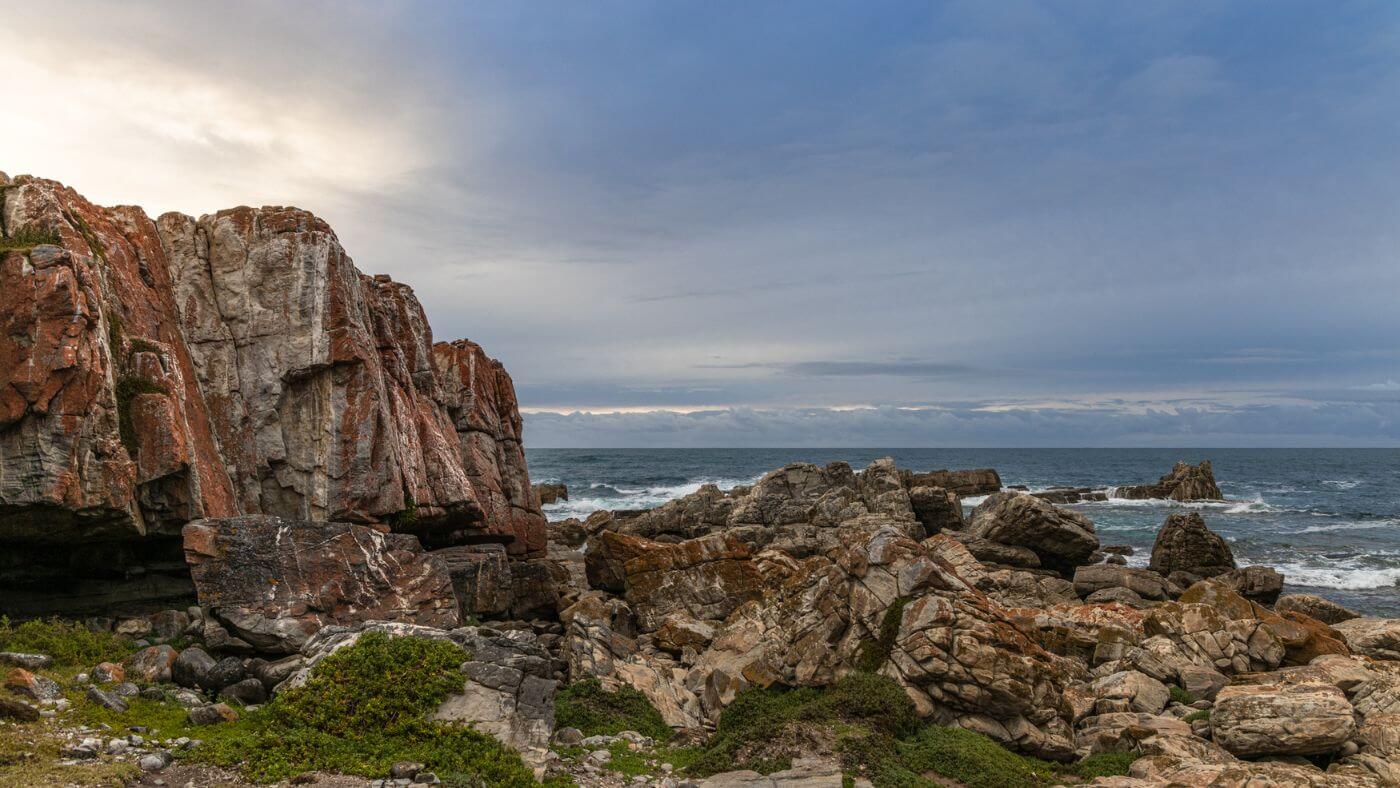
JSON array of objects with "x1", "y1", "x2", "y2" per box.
[
  {"x1": 1183, "y1": 708, "x2": 1211, "y2": 723},
  {"x1": 0, "y1": 228, "x2": 60, "y2": 252},
  {"x1": 1168, "y1": 686, "x2": 1196, "y2": 705},
  {"x1": 0, "y1": 616, "x2": 132, "y2": 668},
  {"x1": 855, "y1": 597, "x2": 908, "y2": 673},
  {"x1": 555, "y1": 678, "x2": 672, "y2": 741},
  {"x1": 189, "y1": 631, "x2": 541, "y2": 785},
  {"x1": 892, "y1": 726, "x2": 1062, "y2": 788},
  {"x1": 1069, "y1": 752, "x2": 1136, "y2": 779}
]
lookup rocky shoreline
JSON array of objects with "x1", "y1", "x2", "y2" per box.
[{"x1": 3, "y1": 175, "x2": 1399, "y2": 787}]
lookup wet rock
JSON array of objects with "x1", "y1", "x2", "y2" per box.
[
  {"x1": 183, "y1": 515, "x2": 459, "y2": 653},
  {"x1": 1148, "y1": 512, "x2": 1236, "y2": 579}
]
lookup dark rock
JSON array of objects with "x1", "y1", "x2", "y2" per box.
[
  {"x1": 907, "y1": 468, "x2": 1002, "y2": 497},
  {"x1": 171, "y1": 646, "x2": 217, "y2": 691},
  {"x1": 0, "y1": 696, "x2": 39, "y2": 721},
  {"x1": 1148, "y1": 512, "x2": 1235, "y2": 579},
  {"x1": 183, "y1": 515, "x2": 459, "y2": 653},
  {"x1": 509, "y1": 559, "x2": 559, "y2": 620},
  {"x1": 945, "y1": 531, "x2": 1041, "y2": 569},
  {"x1": 1101, "y1": 545, "x2": 1134, "y2": 556},
  {"x1": 1033, "y1": 487, "x2": 1107, "y2": 504},
  {"x1": 219, "y1": 677, "x2": 268, "y2": 706},
  {"x1": 1104, "y1": 554, "x2": 1127, "y2": 565},
  {"x1": 188, "y1": 702, "x2": 239, "y2": 725},
  {"x1": 247, "y1": 655, "x2": 305, "y2": 691},
  {"x1": 206, "y1": 657, "x2": 247, "y2": 691},
  {"x1": 86, "y1": 685, "x2": 130, "y2": 712},
  {"x1": 434, "y1": 543, "x2": 513, "y2": 619},
  {"x1": 908, "y1": 486, "x2": 964, "y2": 534},
  {"x1": 391, "y1": 761, "x2": 425, "y2": 779},
  {"x1": 585, "y1": 530, "x2": 655, "y2": 593}
]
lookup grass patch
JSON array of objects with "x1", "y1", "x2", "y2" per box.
[
  {"x1": 114, "y1": 375, "x2": 167, "y2": 454},
  {"x1": 855, "y1": 597, "x2": 908, "y2": 673},
  {"x1": 0, "y1": 228, "x2": 60, "y2": 253},
  {"x1": 1168, "y1": 686, "x2": 1196, "y2": 706},
  {"x1": 555, "y1": 678, "x2": 672, "y2": 741},
  {"x1": 1069, "y1": 752, "x2": 1136, "y2": 780},
  {"x1": 391, "y1": 495, "x2": 419, "y2": 529},
  {"x1": 1183, "y1": 709, "x2": 1211, "y2": 723},
  {"x1": 181, "y1": 631, "x2": 542, "y2": 784},
  {"x1": 0, "y1": 720, "x2": 140, "y2": 787},
  {"x1": 0, "y1": 616, "x2": 132, "y2": 668}
]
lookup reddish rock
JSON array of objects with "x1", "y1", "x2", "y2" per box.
[
  {"x1": 183, "y1": 515, "x2": 458, "y2": 653},
  {"x1": 123, "y1": 645, "x2": 179, "y2": 684}
]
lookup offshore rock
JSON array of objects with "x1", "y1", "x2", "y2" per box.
[
  {"x1": 907, "y1": 468, "x2": 1001, "y2": 497},
  {"x1": 1147, "y1": 513, "x2": 1236, "y2": 579},
  {"x1": 1117, "y1": 461, "x2": 1223, "y2": 501},
  {"x1": 183, "y1": 515, "x2": 458, "y2": 652}
]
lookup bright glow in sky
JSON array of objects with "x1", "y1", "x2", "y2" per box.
[{"x1": 4, "y1": 1, "x2": 1398, "y2": 446}]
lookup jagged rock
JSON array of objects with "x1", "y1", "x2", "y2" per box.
[
  {"x1": 1074, "y1": 564, "x2": 1181, "y2": 602},
  {"x1": 1277, "y1": 594, "x2": 1361, "y2": 625},
  {"x1": 507, "y1": 558, "x2": 559, "y2": 620},
  {"x1": 1148, "y1": 513, "x2": 1236, "y2": 579},
  {"x1": 123, "y1": 645, "x2": 178, "y2": 684},
  {"x1": 0, "y1": 175, "x2": 546, "y2": 619},
  {"x1": 1085, "y1": 588, "x2": 1148, "y2": 609},
  {"x1": 968, "y1": 492, "x2": 1098, "y2": 576},
  {"x1": 534, "y1": 483, "x2": 568, "y2": 505},
  {"x1": 1091, "y1": 670, "x2": 1171, "y2": 715},
  {"x1": 907, "y1": 468, "x2": 1001, "y2": 497},
  {"x1": 1332, "y1": 618, "x2": 1400, "y2": 661},
  {"x1": 622, "y1": 533, "x2": 763, "y2": 631},
  {"x1": 548, "y1": 518, "x2": 588, "y2": 548},
  {"x1": 1116, "y1": 460, "x2": 1223, "y2": 501},
  {"x1": 944, "y1": 531, "x2": 1041, "y2": 569},
  {"x1": 653, "y1": 615, "x2": 717, "y2": 657},
  {"x1": 183, "y1": 515, "x2": 458, "y2": 653},
  {"x1": 434, "y1": 544, "x2": 513, "y2": 619},
  {"x1": 1212, "y1": 681, "x2": 1356, "y2": 757},
  {"x1": 1218, "y1": 565, "x2": 1284, "y2": 605},
  {"x1": 1033, "y1": 487, "x2": 1107, "y2": 504},
  {"x1": 586, "y1": 531, "x2": 656, "y2": 593},
  {"x1": 907, "y1": 486, "x2": 964, "y2": 534},
  {"x1": 1075, "y1": 712, "x2": 1192, "y2": 755}
]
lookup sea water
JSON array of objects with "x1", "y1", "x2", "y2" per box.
[{"x1": 526, "y1": 448, "x2": 1400, "y2": 616}]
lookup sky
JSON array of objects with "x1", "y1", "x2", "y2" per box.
[{"x1": 3, "y1": 1, "x2": 1398, "y2": 447}]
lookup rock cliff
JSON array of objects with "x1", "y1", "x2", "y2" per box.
[{"x1": 0, "y1": 173, "x2": 544, "y2": 616}]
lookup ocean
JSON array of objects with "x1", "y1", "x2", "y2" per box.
[{"x1": 525, "y1": 448, "x2": 1400, "y2": 616}]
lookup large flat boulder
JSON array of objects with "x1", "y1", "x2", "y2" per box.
[
  {"x1": 1332, "y1": 618, "x2": 1400, "y2": 661},
  {"x1": 968, "y1": 492, "x2": 1099, "y2": 576},
  {"x1": 1212, "y1": 681, "x2": 1356, "y2": 757},
  {"x1": 183, "y1": 516, "x2": 458, "y2": 653}
]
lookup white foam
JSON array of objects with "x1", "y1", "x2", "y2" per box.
[
  {"x1": 543, "y1": 475, "x2": 762, "y2": 521},
  {"x1": 1321, "y1": 479, "x2": 1363, "y2": 490},
  {"x1": 1275, "y1": 563, "x2": 1400, "y2": 591},
  {"x1": 1293, "y1": 519, "x2": 1398, "y2": 534}
]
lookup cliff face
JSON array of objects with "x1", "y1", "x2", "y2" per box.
[{"x1": 0, "y1": 173, "x2": 544, "y2": 615}]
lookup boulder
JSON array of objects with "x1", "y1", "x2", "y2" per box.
[
  {"x1": 1116, "y1": 460, "x2": 1223, "y2": 501},
  {"x1": 188, "y1": 702, "x2": 239, "y2": 725},
  {"x1": 622, "y1": 533, "x2": 763, "y2": 631},
  {"x1": 0, "y1": 652, "x2": 52, "y2": 670},
  {"x1": 968, "y1": 492, "x2": 1099, "y2": 576},
  {"x1": 1074, "y1": 712, "x2": 1192, "y2": 755},
  {"x1": 123, "y1": 645, "x2": 178, "y2": 684},
  {"x1": 1074, "y1": 564, "x2": 1181, "y2": 602},
  {"x1": 534, "y1": 483, "x2": 568, "y2": 505},
  {"x1": 1332, "y1": 618, "x2": 1400, "y2": 661},
  {"x1": 219, "y1": 678, "x2": 268, "y2": 706},
  {"x1": 944, "y1": 531, "x2": 1040, "y2": 569},
  {"x1": 1276, "y1": 594, "x2": 1361, "y2": 625},
  {"x1": 1212, "y1": 681, "x2": 1356, "y2": 757},
  {"x1": 0, "y1": 696, "x2": 40, "y2": 721},
  {"x1": 86, "y1": 685, "x2": 129, "y2": 712},
  {"x1": 171, "y1": 647, "x2": 218, "y2": 691},
  {"x1": 653, "y1": 615, "x2": 717, "y2": 657},
  {"x1": 585, "y1": 531, "x2": 657, "y2": 593},
  {"x1": 907, "y1": 468, "x2": 1002, "y2": 497},
  {"x1": 5, "y1": 668, "x2": 61, "y2": 701},
  {"x1": 434, "y1": 544, "x2": 513, "y2": 619},
  {"x1": 1147, "y1": 512, "x2": 1235, "y2": 579},
  {"x1": 1090, "y1": 670, "x2": 1171, "y2": 715},
  {"x1": 183, "y1": 515, "x2": 458, "y2": 653},
  {"x1": 1219, "y1": 566, "x2": 1284, "y2": 605}
]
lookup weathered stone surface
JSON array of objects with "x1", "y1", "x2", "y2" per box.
[
  {"x1": 123, "y1": 645, "x2": 178, "y2": 684},
  {"x1": 434, "y1": 544, "x2": 513, "y2": 619},
  {"x1": 188, "y1": 702, "x2": 238, "y2": 725},
  {"x1": 586, "y1": 530, "x2": 657, "y2": 594},
  {"x1": 908, "y1": 468, "x2": 1001, "y2": 497},
  {"x1": 1074, "y1": 565, "x2": 1181, "y2": 602},
  {"x1": 968, "y1": 492, "x2": 1098, "y2": 576},
  {"x1": 1219, "y1": 565, "x2": 1284, "y2": 605},
  {"x1": 0, "y1": 175, "x2": 546, "y2": 618},
  {"x1": 5, "y1": 668, "x2": 61, "y2": 701},
  {"x1": 171, "y1": 647, "x2": 218, "y2": 691},
  {"x1": 907, "y1": 486, "x2": 964, "y2": 535},
  {"x1": 1333, "y1": 618, "x2": 1400, "y2": 661},
  {"x1": 1091, "y1": 670, "x2": 1170, "y2": 715},
  {"x1": 1148, "y1": 512, "x2": 1236, "y2": 579},
  {"x1": 1075, "y1": 712, "x2": 1191, "y2": 755},
  {"x1": 1212, "y1": 681, "x2": 1356, "y2": 757},
  {"x1": 534, "y1": 483, "x2": 568, "y2": 505},
  {"x1": 653, "y1": 615, "x2": 717, "y2": 657},
  {"x1": 183, "y1": 516, "x2": 458, "y2": 652},
  {"x1": 1277, "y1": 594, "x2": 1361, "y2": 625},
  {"x1": 0, "y1": 652, "x2": 52, "y2": 670},
  {"x1": 1116, "y1": 460, "x2": 1223, "y2": 501},
  {"x1": 622, "y1": 533, "x2": 763, "y2": 631}
]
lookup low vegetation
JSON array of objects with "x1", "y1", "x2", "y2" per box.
[
  {"x1": 1168, "y1": 686, "x2": 1197, "y2": 706},
  {"x1": 554, "y1": 678, "x2": 673, "y2": 741},
  {"x1": 855, "y1": 597, "x2": 909, "y2": 672},
  {"x1": 114, "y1": 375, "x2": 168, "y2": 454},
  {"x1": 0, "y1": 228, "x2": 60, "y2": 253},
  {"x1": 0, "y1": 616, "x2": 132, "y2": 668}
]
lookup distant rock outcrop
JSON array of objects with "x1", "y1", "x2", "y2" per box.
[
  {"x1": 1148, "y1": 512, "x2": 1236, "y2": 579},
  {"x1": 0, "y1": 174, "x2": 545, "y2": 617},
  {"x1": 1118, "y1": 461, "x2": 1223, "y2": 501}
]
